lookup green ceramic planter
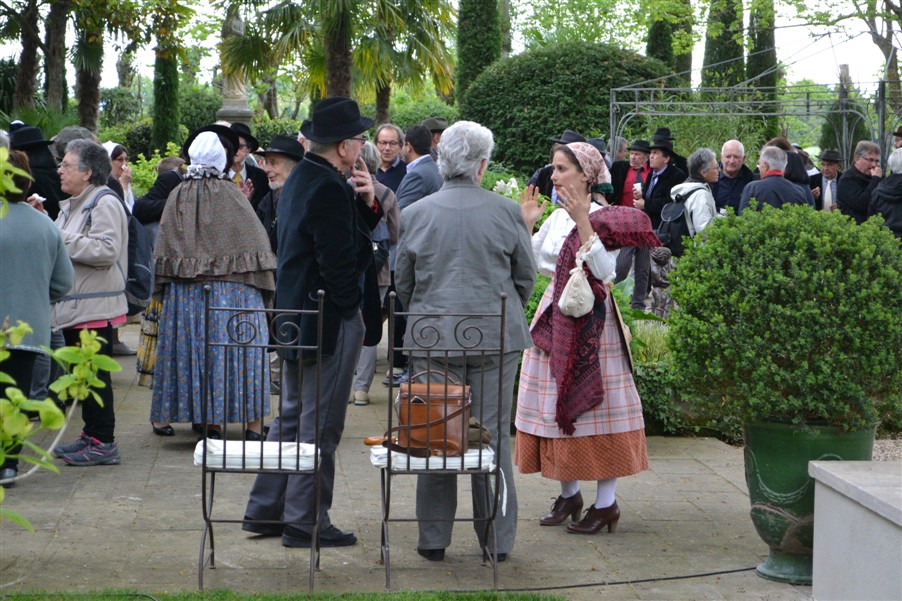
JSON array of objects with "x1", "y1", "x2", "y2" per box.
[{"x1": 743, "y1": 420, "x2": 876, "y2": 585}]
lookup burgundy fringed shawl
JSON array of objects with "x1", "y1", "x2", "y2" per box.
[{"x1": 531, "y1": 206, "x2": 659, "y2": 435}]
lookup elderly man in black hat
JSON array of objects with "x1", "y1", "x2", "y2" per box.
[
  {"x1": 243, "y1": 97, "x2": 382, "y2": 549},
  {"x1": 651, "y1": 127, "x2": 688, "y2": 176},
  {"x1": 810, "y1": 149, "x2": 843, "y2": 212},
  {"x1": 254, "y1": 134, "x2": 305, "y2": 254},
  {"x1": 10, "y1": 125, "x2": 65, "y2": 220},
  {"x1": 227, "y1": 122, "x2": 270, "y2": 211},
  {"x1": 526, "y1": 129, "x2": 587, "y2": 199}
]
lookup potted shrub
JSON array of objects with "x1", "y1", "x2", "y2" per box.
[{"x1": 667, "y1": 204, "x2": 902, "y2": 585}]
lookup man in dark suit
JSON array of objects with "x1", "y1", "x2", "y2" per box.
[
  {"x1": 809, "y1": 149, "x2": 843, "y2": 212},
  {"x1": 651, "y1": 127, "x2": 688, "y2": 177},
  {"x1": 837, "y1": 140, "x2": 882, "y2": 224},
  {"x1": 243, "y1": 97, "x2": 382, "y2": 549},
  {"x1": 738, "y1": 146, "x2": 809, "y2": 214},
  {"x1": 228, "y1": 122, "x2": 270, "y2": 211},
  {"x1": 10, "y1": 125, "x2": 65, "y2": 220},
  {"x1": 396, "y1": 125, "x2": 443, "y2": 210}
]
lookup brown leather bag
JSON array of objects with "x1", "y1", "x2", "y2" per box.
[{"x1": 384, "y1": 371, "x2": 471, "y2": 457}]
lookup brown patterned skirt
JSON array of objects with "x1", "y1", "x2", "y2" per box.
[{"x1": 515, "y1": 429, "x2": 648, "y2": 481}]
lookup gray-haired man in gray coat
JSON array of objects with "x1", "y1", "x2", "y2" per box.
[{"x1": 395, "y1": 120, "x2": 536, "y2": 563}]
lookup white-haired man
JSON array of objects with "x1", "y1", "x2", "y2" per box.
[
  {"x1": 711, "y1": 139, "x2": 755, "y2": 213},
  {"x1": 738, "y1": 146, "x2": 809, "y2": 214}
]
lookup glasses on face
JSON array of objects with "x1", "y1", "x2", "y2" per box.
[
  {"x1": 376, "y1": 140, "x2": 399, "y2": 147},
  {"x1": 348, "y1": 135, "x2": 367, "y2": 145},
  {"x1": 59, "y1": 161, "x2": 79, "y2": 171}
]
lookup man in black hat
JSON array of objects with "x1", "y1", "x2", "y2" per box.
[
  {"x1": 651, "y1": 127, "x2": 688, "y2": 176},
  {"x1": 609, "y1": 139, "x2": 651, "y2": 208},
  {"x1": 228, "y1": 122, "x2": 269, "y2": 211},
  {"x1": 243, "y1": 96, "x2": 382, "y2": 550},
  {"x1": 810, "y1": 149, "x2": 843, "y2": 212},
  {"x1": 526, "y1": 129, "x2": 587, "y2": 199},
  {"x1": 421, "y1": 116, "x2": 449, "y2": 158},
  {"x1": 10, "y1": 125, "x2": 65, "y2": 220},
  {"x1": 254, "y1": 134, "x2": 305, "y2": 254}
]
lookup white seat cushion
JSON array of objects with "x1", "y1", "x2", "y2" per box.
[
  {"x1": 370, "y1": 445, "x2": 495, "y2": 471},
  {"x1": 194, "y1": 439, "x2": 317, "y2": 470}
]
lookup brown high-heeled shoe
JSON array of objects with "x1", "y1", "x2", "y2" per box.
[
  {"x1": 539, "y1": 491, "x2": 584, "y2": 526},
  {"x1": 566, "y1": 501, "x2": 620, "y2": 534}
]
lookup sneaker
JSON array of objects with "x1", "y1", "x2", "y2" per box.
[
  {"x1": 53, "y1": 432, "x2": 91, "y2": 458},
  {"x1": 61, "y1": 438, "x2": 121, "y2": 466},
  {"x1": 352, "y1": 390, "x2": 370, "y2": 406},
  {"x1": 382, "y1": 369, "x2": 409, "y2": 387}
]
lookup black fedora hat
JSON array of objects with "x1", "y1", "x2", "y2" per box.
[
  {"x1": 649, "y1": 138, "x2": 674, "y2": 153},
  {"x1": 628, "y1": 139, "x2": 651, "y2": 154},
  {"x1": 421, "y1": 117, "x2": 449, "y2": 132},
  {"x1": 182, "y1": 124, "x2": 240, "y2": 160},
  {"x1": 652, "y1": 127, "x2": 674, "y2": 141},
  {"x1": 586, "y1": 137, "x2": 607, "y2": 155},
  {"x1": 11, "y1": 126, "x2": 53, "y2": 151},
  {"x1": 229, "y1": 122, "x2": 260, "y2": 152},
  {"x1": 892, "y1": 126, "x2": 902, "y2": 137},
  {"x1": 300, "y1": 97, "x2": 374, "y2": 144},
  {"x1": 818, "y1": 149, "x2": 842, "y2": 163},
  {"x1": 258, "y1": 134, "x2": 305, "y2": 162},
  {"x1": 549, "y1": 129, "x2": 586, "y2": 144}
]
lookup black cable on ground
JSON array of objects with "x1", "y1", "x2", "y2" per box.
[{"x1": 448, "y1": 565, "x2": 759, "y2": 594}]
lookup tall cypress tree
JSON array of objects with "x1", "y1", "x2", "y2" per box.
[
  {"x1": 701, "y1": 0, "x2": 744, "y2": 88},
  {"x1": 456, "y1": 0, "x2": 501, "y2": 103},
  {"x1": 646, "y1": 19, "x2": 675, "y2": 71},
  {"x1": 151, "y1": 49, "x2": 180, "y2": 155},
  {"x1": 747, "y1": 0, "x2": 779, "y2": 138}
]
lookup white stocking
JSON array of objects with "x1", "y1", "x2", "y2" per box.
[
  {"x1": 560, "y1": 480, "x2": 580, "y2": 498},
  {"x1": 595, "y1": 478, "x2": 617, "y2": 509}
]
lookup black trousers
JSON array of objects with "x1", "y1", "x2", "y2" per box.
[
  {"x1": 64, "y1": 325, "x2": 116, "y2": 443},
  {"x1": 1, "y1": 349, "x2": 38, "y2": 470}
]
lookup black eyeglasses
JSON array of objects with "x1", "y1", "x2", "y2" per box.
[{"x1": 348, "y1": 136, "x2": 367, "y2": 144}]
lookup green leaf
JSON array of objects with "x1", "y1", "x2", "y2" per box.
[
  {"x1": 0, "y1": 507, "x2": 36, "y2": 532},
  {"x1": 91, "y1": 354, "x2": 123, "y2": 373}
]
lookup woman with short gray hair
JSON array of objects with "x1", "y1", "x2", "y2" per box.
[
  {"x1": 50, "y1": 138, "x2": 129, "y2": 466},
  {"x1": 436, "y1": 120, "x2": 495, "y2": 183},
  {"x1": 669, "y1": 147, "x2": 719, "y2": 237}
]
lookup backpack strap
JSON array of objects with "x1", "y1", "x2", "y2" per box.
[{"x1": 673, "y1": 186, "x2": 707, "y2": 204}]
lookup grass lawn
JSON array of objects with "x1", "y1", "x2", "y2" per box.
[{"x1": 0, "y1": 592, "x2": 565, "y2": 601}]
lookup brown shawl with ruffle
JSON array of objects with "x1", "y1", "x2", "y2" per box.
[
  {"x1": 531, "y1": 206, "x2": 659, "y2": 434},
  {"x1": 153, "y1": 175, "x2": 276, "y2": 302}
]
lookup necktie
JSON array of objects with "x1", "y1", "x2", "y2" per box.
[
  {"x1": 232, "y1": 172, "x2": 242, "y2": 186},
  {"x1": 823, "y1": 178, "x2": 833, "y2": 210},
  {"x1": 648, "y1": 173, "x2": 659, "y2": 197},
  {"x1": 635, "y1": 168, "x2": 644, "y2": 185}
]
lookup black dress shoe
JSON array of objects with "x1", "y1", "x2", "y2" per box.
[
  {"x1": 152, "y1": 424, "x2": 175, "y2": 437},
  {"x1": 241, "y1": 515, "x2": 283, "y2": 537},
  {"x1": 244, "y1": 429, "x2": 264, "y2": 442},
  {"x1": 417, "y1": 547, "x2": 445, "y2": 561},
  {"x1": 282, "y1": 525, "x2": 358, "y2": 548},
  {"x1": 0, "y1": 468, "x2": 17, "y2": 488},
  {"x1": 483, "y1": 550, "x2": 508, "y2": 563}
]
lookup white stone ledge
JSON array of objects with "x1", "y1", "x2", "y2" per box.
[{"x1": 809, "y1": 461, "x2": 902, "y2": 526}]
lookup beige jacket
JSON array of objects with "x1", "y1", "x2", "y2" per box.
[{"x1": 52, "y1": 184, "x2": 129, "y2": 330}]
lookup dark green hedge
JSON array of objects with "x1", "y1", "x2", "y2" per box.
[
  {"x1": 179, "y1": 85, "x2": 223, "y2": 137},
  {"x1": 460, "y1": 41, "x2": 668, "y2": 173}
]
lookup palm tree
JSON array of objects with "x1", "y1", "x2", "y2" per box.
[{"x1": 221, "y1": 0, "x2": 454, "y2": 121}]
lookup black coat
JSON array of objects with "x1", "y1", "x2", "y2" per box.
[
  {"x1": 870, "y1": 173, "x2": 902, "y2": 238},
  {"x1": 838, "y1": 167, "x2": 881, "y2": 224},
  {"x1": 24, "y1": 147, "x2": 65, "y2": 220},
  {"x1": 255, "y1": 188, "x2": 279, "y2": 253},
  {"x1": 244, "y1": 163, "x2": 270, "y2": 212},
  {"x1": 642, "y1": 164, "x2": 686, "y2": 228},
  {"x1": 526, "y1": 164, "x2": 554, "y2": 198},
  {"x1": 132, "y1": 170, "x2": 184, "y2": 225},
  {"x1": 808, "y1": 171, "x2": 842, "y2": 211},
  {"x1": 609, "y1": 160, "x2": 651, "y2": 205},
  {"x1": 275, "y1": 153, "x2": 382, "y2": 359}
]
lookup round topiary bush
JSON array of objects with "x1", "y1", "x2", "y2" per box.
[
  {"x1": 668, "y1": 205, "x2": 902, "y2": 432},
  {"x1": 460, "y1": 41, "x2": 667, "y2": 173}
]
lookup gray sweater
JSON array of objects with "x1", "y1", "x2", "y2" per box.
[{"x1": 0, "y1": 202, "x2": 73, "y2": 350}]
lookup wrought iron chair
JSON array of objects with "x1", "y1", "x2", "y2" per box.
[
  {"x1": 374, "y1": 293, "x2": 508, "y2": 590},
  {"x1": 196, "y1": 286, "x2": 324, "y2": 591}
]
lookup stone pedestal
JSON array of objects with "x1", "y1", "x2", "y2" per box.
[
  {"x1": 216, "y1": 8, "x2": 252, "y2": 126},
  {"x1": 809, "y1": 461, "x2": 902, "y2": 601}
]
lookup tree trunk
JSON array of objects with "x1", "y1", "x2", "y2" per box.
[
  {"x1": 13, "y1": 0, "x2": 40, "y2": 112},
  {"x1": 869, "y1": 26, "x2": 902, "y2": 116},
  {"x1": 117, "y1": 50, "x2": 137, "y2": 89},
  {"x1": 375, "y1": 82, "x2": 391, "y2": 124},
  {"x1": 44, "y1": 0, "x2": 71, "y2": 114},
  {"x1": 324, "y1": 8, "x2": 353, "y2": 97},
  {"x1": 262, "y1": 76, "x2": 279, "y2": 119},
  {"x1": 151, "y1": 48, "x2": 180, "y2": 155},
  {"x1": 74, "y1": 24, "x2": 104, "y2": 131},
  {"x1": 499, "y1": 0, "x2": 512, "y2": 59}
]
